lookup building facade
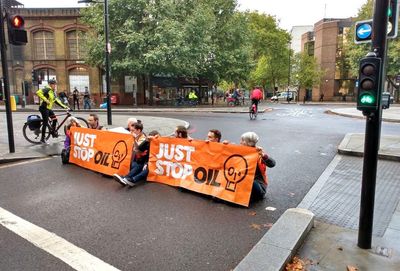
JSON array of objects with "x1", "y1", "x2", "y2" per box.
[{"x1": 300, "y1": 18, "x2": 355, "y2": 102}]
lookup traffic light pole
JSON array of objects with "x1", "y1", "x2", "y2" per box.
[
  {"x1": 0, "y1": 3, "x2": 15, "y2": 153},
  {"x1": 357, "y1": 0, "x2": 389, "y2": 249}
]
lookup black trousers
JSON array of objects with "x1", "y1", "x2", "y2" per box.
[
  {"x1": 39, "y1": 106, "x2": 56, "y2": 141},
  {"x1": 73, "y1": 98, "x2": 80, "y2": 110}
]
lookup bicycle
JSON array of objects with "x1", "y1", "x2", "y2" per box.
[
  {"x1": 249, "y1": 103, "x2": 258, "y2": 120},
  {"x1": 23, "y1": 111, "x2": 89, "y2": 144}
]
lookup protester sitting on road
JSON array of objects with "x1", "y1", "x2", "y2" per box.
[
  {"x1": 132, "y1": 122, "x2": 147, "y2": 147},
  {"x1": 126, "y1": 117, "x2": 142, "y2": 134},
  {"x1": 87, "y1": 113, "x2": 104, "y2": 130},
  {"x1": 239, "y1": 132, "x2": 276, "y2": 202},
  {"x1": 113, "y1": 130, "x2": 160, "y2": 187},
  {"x1": 174, "y1": 125, "x2": 191, "y2": 139},
  {"x1": 61, "y1": 117, "x2": 81, "y2": 164},
  {"x1": 206, "y1": 129, "x2": 222, "y2": 143}
]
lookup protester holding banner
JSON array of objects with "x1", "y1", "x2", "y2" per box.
[
  {"x1": 113, "y1": 130, "x2": 159, "y2": 187},
  {"x1": 206, "y1": 129, "x2": 222, "y2": 143},
  {"x1": 87, "y1": 113, "x2": 104, "y2": 130},
  {"x1": 239, "y1": 132, "x2": 275, "y2": 202},
  {"x1": 175, "y1": 125, "x2": 190, "y2": 139},
  {"x1": 61, "y1": 117, "x2": 81, "y2": 164}
]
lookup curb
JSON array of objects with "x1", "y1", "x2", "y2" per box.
[
  {"x1": 234, "y1": 208, "x2": 314, "y2": 271},
  {"x1": 327, "y1": 109, "x2": 400, "y2": 123},
  {"x1": 338, "y1": 133, "x2": 400, "y2": 162}
]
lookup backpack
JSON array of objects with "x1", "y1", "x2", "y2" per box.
[{"x1": 27, "y1": 115, "x2": 42, "y2": 130}]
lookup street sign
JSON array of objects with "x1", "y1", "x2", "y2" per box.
[
  {"x1": 355, "y1": 1, "x2": 399, "y2": 44},
  {"x1": 355, "y1": 20, "x2": 373, "y2": 44}
]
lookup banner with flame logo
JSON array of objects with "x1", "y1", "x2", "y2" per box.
[
  {"x1": 147, "y1": 137, "x2": 258, "y2": 207},
  {"x1": 69, "y1": 127, "x2": 134, "y2": 176}
]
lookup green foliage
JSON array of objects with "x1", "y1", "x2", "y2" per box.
[
  {"x1": 292, "y1": 52, "x2": 324, "y2": 90},
  {"x1": 80, "y1": 0, "x2": 251, "y2": 83},
  {"x1": 246, "y1": 12, "x2": 291, "y2": 90},
  {"x1": 345, "y1": 0, "x2": 400, "y2": 79}
]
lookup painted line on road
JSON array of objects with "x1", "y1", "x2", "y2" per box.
[
  {"x1": 0, "y1": 157, "x2": 52, "y2": 169},
  {"x1": 0, "y1": 207, "x2": 120, "y2": 271}
]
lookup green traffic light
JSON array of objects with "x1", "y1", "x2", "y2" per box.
[
  {"x1": 360, "y1": 94, "x2": 375, "y2": 105},
  {"x1": 388, "y1": 7, "x2": 392, "y2": 17}
]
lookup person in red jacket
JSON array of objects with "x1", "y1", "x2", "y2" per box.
[{"x1": 250, "y1": 87, "x2": 263, "y2": 113}]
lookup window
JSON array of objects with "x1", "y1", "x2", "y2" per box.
[
  {"x1": 33, "y1": 31, "x2": 55, "y2": 60},
  {"x1": 69, "y1": 67, "x2": 89, "y2": 93},
  {"x1": 67, "y1": 30, "x2": 87, "y2": 59}
]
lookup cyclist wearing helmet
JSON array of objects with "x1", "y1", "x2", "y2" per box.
[{"x1": 36, "y1": 78, "x2": 70, "y2": 144}]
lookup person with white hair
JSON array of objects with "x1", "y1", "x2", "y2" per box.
[{"x1": 240, "y1": 131, "x2": 276, "y2": 202}]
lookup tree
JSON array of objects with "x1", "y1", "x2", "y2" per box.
[
  {"x1": 292, "y1": 52, "x2": 325, "y2": 96},
  {"x1": 246, "y1": 12, "x2": 291, "y2": 92}
]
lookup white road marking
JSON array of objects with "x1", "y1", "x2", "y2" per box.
[
  {"x1": 0, "y1": 207, "x2": 120, "y2": 271},
  {"x1": 0, "y1": 157, "x2": 52, "y2": 169}
]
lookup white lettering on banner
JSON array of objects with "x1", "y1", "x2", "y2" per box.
[
  {"x1": 73, "y1": 146, "x2": 95, "y2": 162},
  {"x1": 72, "y1": 131, "x2": 97, "y2": 162},
  {"x1": 155, "y1": 143, "x2": 195, "y2": 179},
  {"x1": 73, "y1": 132, "x2": 97, "y2": 148},
  {"x1": 156, "y1": 143, "x2": 195, "y2": 162}
]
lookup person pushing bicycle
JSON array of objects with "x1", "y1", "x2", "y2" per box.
[{"x1": 36, "y1": 78, "x2": 70, "y2": 144}]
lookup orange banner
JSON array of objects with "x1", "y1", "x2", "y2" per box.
[
  {"x1": 69, "y1": 127, "x2": 134, "y2": 176},
  {"x1": 147, "y1": 137, "x2": 258, "y2": 207}
]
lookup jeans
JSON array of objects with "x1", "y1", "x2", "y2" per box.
[
  {"x1": 124, "y1": 162, "x2": 148, "y2": 183},
  {"x1": 250, "y1": 179, "x2": 267, "y2": 202},
  {"x1": 84, "y1": 98, "x2": 91, "y2": 109}
]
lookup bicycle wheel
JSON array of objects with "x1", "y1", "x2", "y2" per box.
[
  {"x1": 63, "y1": 116, "x2": 90, "y2": 135},
  {"x1": 23, "y1": 121, "x2": 51, "y2": 144},
  {"x1": 249, "y1": 109, "x2": 256, "y2": 120}
]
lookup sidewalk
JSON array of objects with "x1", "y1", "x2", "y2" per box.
[{"x1": 328, "y1": 106, "x2": 400, "y2": 123}]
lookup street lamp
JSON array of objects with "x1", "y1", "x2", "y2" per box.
[{"x1": 78, "y1": 0, "x2": 112, "y2": 125}]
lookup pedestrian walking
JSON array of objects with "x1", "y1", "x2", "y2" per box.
[{"x1": 72, "y1": 87, "x2": 80, "y2": 110}]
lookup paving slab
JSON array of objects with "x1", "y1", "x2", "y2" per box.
[{"x1": 338, "y1": 133, "x2": 400, "y2": 161}]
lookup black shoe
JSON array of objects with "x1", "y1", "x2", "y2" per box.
[
  {"x1": 52, "y1": 131, "x2": 59, "y2": 138},
  {"x1": 40, "y1": 139, "x2": 49, "y2": 145}
]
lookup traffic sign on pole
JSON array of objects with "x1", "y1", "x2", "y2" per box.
[{"x1": 355, "y1": 20, "x2": 373, "y2": 43}]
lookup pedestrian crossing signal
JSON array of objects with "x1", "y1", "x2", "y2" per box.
[{"x1": 7, "y1": 14, "x2": 27, "y2": 45}]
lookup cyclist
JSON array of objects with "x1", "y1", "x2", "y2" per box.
[
  {"x1": 36, "y1": 78, "x2": 70, "y2": 144},
  {"x1": 250, "y1": 87, "x2": 263, "y2": 113}
]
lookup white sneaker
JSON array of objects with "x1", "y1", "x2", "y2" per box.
[
  {"x1": 124, "y1": 178, "x2": 136, "y2": 187},
  {"x1": 113, "y1": 174, "x2": 127, "y2": 185}
]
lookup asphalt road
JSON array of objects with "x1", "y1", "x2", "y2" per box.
[{"x1": 1, "y1": 104, "x2": 399, "y2": 270}]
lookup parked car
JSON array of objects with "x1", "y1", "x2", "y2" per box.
[{"x1": 270, "y1": 91, "x2": 297, "y2": 102}]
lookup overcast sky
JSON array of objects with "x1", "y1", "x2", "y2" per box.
[{"x1": 19, "y1": 0, "x2": 367, "y2": 30}]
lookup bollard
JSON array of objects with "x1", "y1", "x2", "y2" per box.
[{"x1": 10, "y1": 95, "x2": 17, "y2": 111}]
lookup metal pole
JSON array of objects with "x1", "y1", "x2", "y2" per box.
[
  {"x1": 0, "y1": 2, "x2": 15, "y2": 153},
  {"x1": 287, "y1": 43, "x2": 291, "y2": 103},
  {"x1": 104, "y1": 0, "x2": 112, "y2": 125},
  {"x1": 357, "y1": 0, "x2": 388, "y2": 249}
]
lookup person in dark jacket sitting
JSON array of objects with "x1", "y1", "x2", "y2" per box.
[{"x1": 113, "y1": 130, "x2": 159, "y2": 187}]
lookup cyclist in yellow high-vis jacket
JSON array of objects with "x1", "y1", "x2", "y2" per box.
[{"x1": 36, "y1": 79, "x2": 70, "y2": 144}]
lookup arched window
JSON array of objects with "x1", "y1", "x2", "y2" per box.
[
  {"x1": 69, "y1": 67, "x2": 89, "y2": 93},
  {"x1": 33, "y1": 31, "x2": 55, "y2": 60},
  {"x1": 67, "y1": 30, "x2": 87, "y2": 59}
]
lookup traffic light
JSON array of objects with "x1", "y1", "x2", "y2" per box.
[
  {"x1": 7, "y1": 14, "x2": 27, "y2": 45},
  {"x1": 357, "y1": 57, "x2": 382, "y2": 112},
  {"x1": 31, "y1": 70, "x2": 37, "y2": 83},
  {"x1": 388, "y1": 0, "x2": 399, "y2": 38}
]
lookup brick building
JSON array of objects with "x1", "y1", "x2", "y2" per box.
[{"x1": 301, "y1": 18, "x2": 355, "y2": 102}]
